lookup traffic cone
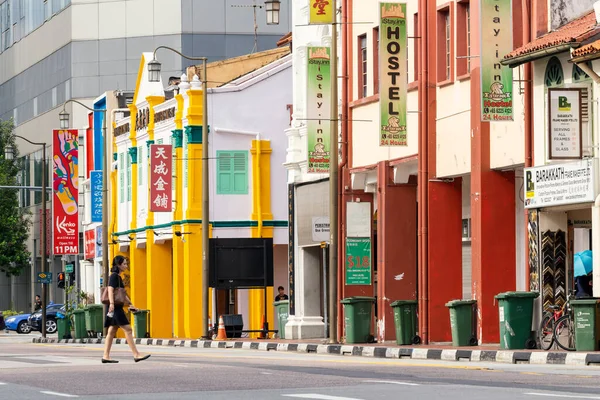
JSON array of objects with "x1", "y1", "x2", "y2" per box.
[
  {"x1": 258, "y1": 315, "x2": 266, "y2": 339},
  {"x1": 215, "y1": 315, "x2": 227, "y2": 341}
]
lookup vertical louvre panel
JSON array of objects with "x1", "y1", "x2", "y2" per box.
[
  {"x1": 581, "y1": 87, "x2": 591, "y2": 156},
  {"x1": 138, "y1": 145, "x2": 142, "y2": 186},
  {"x1": 233, "y1": 151, "x2": 248, "y2": 194},
  {"x1": 119, "y1": 153, "x2": 124, "y2": 203},
  {"x1": 217, "y1": 151, "x2": 232, "y2": 194},
  {"x1": 126, "y1": 150, "x2": 131, "y2": 201}
]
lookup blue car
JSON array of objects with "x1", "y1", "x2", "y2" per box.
[{"x1": 4, "y1": 312, "x2": 32, "y2": 334}]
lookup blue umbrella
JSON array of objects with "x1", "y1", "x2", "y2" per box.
[{"x1": 574, "y1": 250, "x2": 593, "y2": 278}]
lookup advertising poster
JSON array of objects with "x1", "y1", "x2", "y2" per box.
[
  {"x1": 480, "y1": 0, "x2": 513, "y2": 121},
  {"x1": 52, "y1": 129, "x2": 79, "y2": 255},
  {"x1": 379, "y1": 2, "x2": 408, "y2": 146},
  {"x1": 345, "y1": 237, "x2": 372, "y2": 285},
  {"x1": 84, "y1": 229, "x2": 95, "y2": 260},
  {"x1": 149, "y1": 144, "x2": 173, "y2": 212},
  {"x1": 548, "y1": 88, "x2": 582, "y2": 159},
  {"x1": 307, "y1": 47, "x2": 332, "y2": 174}
]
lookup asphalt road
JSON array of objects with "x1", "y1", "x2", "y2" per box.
[{"x1": 2, "y1": 338, "x2": 600, "y2": 399}]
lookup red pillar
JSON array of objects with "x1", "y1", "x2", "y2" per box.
[
  {"x1": 376, "y1": 161, "x2": 417, "y2": 342},
  {"x1": 427, "y1": 179, "x2": 463, "y2": 342},
  {"x1": 470, "y1": 0, "x2": 516, "y2": 344}
]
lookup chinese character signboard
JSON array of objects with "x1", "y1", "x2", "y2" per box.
[
  {"x1": 480, "y1": 0, "x2": 513, "y2": 121},
  {"x1": 84, "y1": 229, "x2": 95, "y2": 260},
  {"x1": 380, "y1": 3, "x2": 408, "y2": 146},
  {"x1": 38, "y1": 209, "x2": 51, "y2": 256},
  {"x1": 96, "y1": 226, "x2": 103, "y2": 259},
  {"x1": 524, "y1": 159, "x2": 595, "y2": 209},
  {"x1": 548, "y1": 88, "x2": 582, "y2": 160},
  {"x1": 307, "y1": 47, "x2": 331, "y2": 174},
  {"x1": 52, "y1": 129, "x2": 79, "y2": 255},
  {"x1": 309, "y1": 0, "x2": 334, "y2": 24},
  {"x1": 149, "y1": 144, "x2": 173, "y2": 212},
  {"x1": 90, "y1": 170, "x2": 103, "y2": 223},
  {"x1": 345, "y1": 237, "x2": 372, "y2": 285}
]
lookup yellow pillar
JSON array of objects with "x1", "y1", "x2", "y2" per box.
[
  {"x1": 248, "y1": 139, "x2": 274, "y2": 337},
  {"x1": 172, "y1": 93, "x2": 186, "y2": 337},
  {"x1": 182, "y1": 84, "x2": 206, "y2": 338}
]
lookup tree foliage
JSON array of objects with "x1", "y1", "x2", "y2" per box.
[{"x1": 0, "y1": 119, "x2": 32, "y2": 276}]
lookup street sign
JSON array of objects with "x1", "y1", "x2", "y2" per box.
[
  {"x1": 65, "y1": 262, "x2": 74, "y2": 273},
  {"x1": 37, "y1": 272, "x2": 52, "y2": 284}
]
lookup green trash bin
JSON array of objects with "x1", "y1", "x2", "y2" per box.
[
  {"x1": 341, "y1": 296, "x2": 375, "y2": 344},
  {"x1": 391, "y1": 300, "x2": 420, "y2": 345},
  {"x1": 495, "y1": 291, "x2": 539, "y2": 350},
  {"x1": 85, "y1": 304, "x2": 104, "y2": 337},
  {"x1": 73, "y1": 309, "x2": 86, "y2": 339},
  {"x1": 273, "y1": 300, "x2": 289, "y2": 339},
  {"x1": 571, "y1": 299, "x2": 600, "y2": 352},
  {"x1": 56, "y1": 315, "x2": 71, "y2": 340},
  {"x1": 446, "y1": 299, "x2": 477, "y2": 347},
  {"x1": 133, "y1": 310, "x2": 149, "y2": 338}
]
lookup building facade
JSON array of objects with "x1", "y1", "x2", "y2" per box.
[{"x1": 0, "y1": 0, "x2": 291, "y2": 313}]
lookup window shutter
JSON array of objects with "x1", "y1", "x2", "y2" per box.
[
  {"x1": 127, "y1": 150, "x2": 132, "y2": 201},
  {"x1": 233, "y1": 152, "x2": 248, "y2": 194},
  {"x1": 138, "y1": 145, "x2": 143, "y2": 186},
  {"x1": 119, "y1": 153, "x2": 124, "y2": 203},
  {"x1": 217, "y1": 152, "x2": 232, "y2": 194},
  {"x1": 581, "y1": 87, "x2": 591, "y2": 157}
]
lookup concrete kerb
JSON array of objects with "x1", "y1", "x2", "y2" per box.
[{"x1": 30, "y1": 338, "x2": 600, "y2": 366}]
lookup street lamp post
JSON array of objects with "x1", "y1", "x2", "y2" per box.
[
  {"x1": 148, "y1": 46, "x2": 210, "y2": 339},
  {"x1": 58, "y1": 101, "x2": 108, "y2": 336},
  {"x1": 265, "y1": 0, "x2": 339, "y2": 343},
  {"x1": 6, "y1": 136, "x2": 48, "y2": 338}
]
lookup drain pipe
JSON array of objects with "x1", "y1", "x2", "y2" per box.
[
  {"x1": 593, "y1": 196, "x2": 600, "y2": 297},
  {"x1": 522, "y1": 0, "x2": 532, "y2": 291}
]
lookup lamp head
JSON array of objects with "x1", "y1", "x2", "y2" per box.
[
  {"x1": 148, "y1": 58, "x2": 162, "y2": 82},
  {"x1": 59, "y1": 110, "x2": 70, "y2": 129}
]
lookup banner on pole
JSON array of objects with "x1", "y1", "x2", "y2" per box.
[
  {"x1": 379, "y1": 2, "x2": 408, "y2": 146},
  {"x1": 84, "y1": 229, "x2": 95, "y2": 260},
  {"x1": 90, "y1": 170, "x2": 103, "y2": 223},
  {"x1": 309, "y1": 0, "x2": 335, "y2": 24},
  {"x1": 149, "y1": 144, "x2": 173, "y2": 212},
  {"x1": 480, "y1": 0, "x2": 513, "y2": 121},
  {"x1": 307, "y1": 47, "x2": 332, "y2": 174},
  {"x1": 52, "y1": 129, "x2": 79, "y2": 255}
]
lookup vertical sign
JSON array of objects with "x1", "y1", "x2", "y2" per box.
[
  {"x1": 309, "y1": 0, "x2": 335, "y2": 24},
  {"x1": 345, "y1": 237, "x2": 372, "y2": 285},
  {"x1": 288, "y1": 184, "x2": 295, "y2": 316},
  {"x1": 481, "y1": 0, "x2": 513, "y2": 121},
  {"x1": 90, "y1": 170, "x2": 103, "y2": 223},
  {"x1": 84, "y1": 229, "x2": 95, "y2": 260},
  {"x1": 307, "y1": 47, "x2": 331, "y2": 173},
  {"x1": 149, "y1": 144, "x2": 173, "y2": 212},
  {"x1": 380, "y1": 2, "x2": 408, "y2": 146},
  {"x1": 96, "y1": 225, "x2": 103, "y2": 259},
  {"x1": 548, "y1": 88, "x2": 582, "y2": 159},
  {"x1": 52, "y1": 129, "x2": 79, "y2": 255},
  {"x1": 38, "y1": 209, "x2": 51, "y2": 256}
]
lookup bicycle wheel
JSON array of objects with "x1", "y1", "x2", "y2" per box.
[
  {"x1": 538, "y1": 314, "x2": 555, "y2": 350},
  {"x1": 554, "y1": 314, "x2": 576, "y2": 351}
]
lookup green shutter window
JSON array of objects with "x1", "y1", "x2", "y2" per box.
[
  {"x1": 217, "y1": 151, "x2": 248, "y2": 195},
  {"x1": 127, "y1": 150, "x2": 132, "y2": 201},
  {"x1": 157, "y1": 138, "x2": 163, "y2": 144},
  {"x1": 119, "y1": 153, "x2": 124, "y2": 203},
  {"x1": 183, "y1": 135, "x2": 188, "y2": 188},
  {"x1": 138, "y1": 145, "x2": 143, "y2": 186}
]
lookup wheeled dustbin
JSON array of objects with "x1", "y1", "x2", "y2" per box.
[
  {"x1": 494, "y1": 291, "x2": 538, "y2": 350},
  {"x1": 341, "y1": 297, "x2": 375, "y2": 344},
  {"x1": 133, "y1": 310, "x2": 149, "y2": 338},
  {"x1": 390, "y1": 300, "x2": 420, "y2": 345},
  {"x1": 273, "y1": 300, "x2": 289, "y2": 339},
  {"x1": 85, "y1": 304, "x2": 104, "y2": 337},
  {"x1": 72, "y1": 309, "x2": 86, "y2": 339},
  {"x1": 571, "y1": 299, "x2": 600, "y2": 352},
  {"x1": 446, "y1": 300, "x2": 477, "y2": 346}
]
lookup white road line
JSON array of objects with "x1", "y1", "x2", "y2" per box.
[
  {"x1": 260, "y1": 372, "x2": 273, "y2": 375},
  {"x1": 282, "y1": 395, "x2": 363, "y2": 400},
  {"x1": 525, "y1": 393, "x2": 600, "y2": 399},
  {"x1": 40, "y1": 391, "x2": 79, "y2": 398},
  {"x1": 0, "y1": 382, "x2": 6, "y2": 385},
  {"x1": 363, "y1": 380, "x2": 420, "y2": 386}
]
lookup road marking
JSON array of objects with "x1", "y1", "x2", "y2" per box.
[
  {"x1": 525, "y1": 393, "x2": 600, "y2": 399},
  {"x1": 363, "y1": 380, "x2": 419, "y2": 386},
  {"x1": 260, "y1": 372, "x2": 273, "y2": 375},
  {"x1": 40, "y1": 391, "x2": 79, "y2": 398},
  {"x1": 282, "y1": 395, "x2": 362, "y2": 400},
  {"x1": 0, "y1": 382, "x2": 6, "y2": 385},
  {"x1": 521, "y1": 372, "x2": 543, "y2": 376}
]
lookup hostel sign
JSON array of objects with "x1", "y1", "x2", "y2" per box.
[
  {"x1": 307, "y1": 47, "x2": 331, "y2": 174},
  {"x1": 379, "y1": 3, "x2": 407, "y2": 146},
  {"x1": 309, "y1": 0, "x2": 335, "y2": 24},
  {"x1": 149, "y1": 144, "x2": 173, "y2": 212},
  {"x1": 481, "y1": 0, "x2": 513, "y2": 121},
  {"x1": 548, "y1": 88, "x2": 582, "y2": 160}
]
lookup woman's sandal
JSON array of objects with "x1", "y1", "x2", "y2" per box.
[
  {"x1": 134, "y1": 354, "x2": 151, "y2": 363},
  {"x1": 101, "y1": 359, "x2": 119, "y2": 364}
]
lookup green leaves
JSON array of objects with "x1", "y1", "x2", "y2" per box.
[{"x1": 0, "y1": 119, "x2": 32, "y2": 277}]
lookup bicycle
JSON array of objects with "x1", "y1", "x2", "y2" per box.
[{"x1": 537, "y1": 291, "x2": 575, "y2": 351}]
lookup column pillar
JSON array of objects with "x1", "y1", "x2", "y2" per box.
[
  {"x1": 470, "y1": 0, "x2": 516, "y2": 343},
  {"x1": 172, "y1": 118, "x2": 185, "y2": 337},
  {"x1": 376, "y1": 161, "x2": 417, "y2": 342}
]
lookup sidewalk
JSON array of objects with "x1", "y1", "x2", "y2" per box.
[{"x1": 31, "y1": 336, "x2": 600, "y2": 367}]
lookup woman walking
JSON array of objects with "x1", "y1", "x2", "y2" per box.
[{"x1": 102, "y1": 255, "x2": 150, "y2": 364}]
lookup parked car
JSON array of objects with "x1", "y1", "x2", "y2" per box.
[
  {"x1": 28, "y1": 304, "x2": 64, "y2": 334},
  {"x1": 5, "y1": 313, "x2": 32, "y2": 334}
]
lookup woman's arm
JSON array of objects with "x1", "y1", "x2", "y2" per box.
[{"x1": 108, "y1": 286, "x2": 115, "y2": 313}]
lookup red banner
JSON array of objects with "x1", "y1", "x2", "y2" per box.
[
  {"x1": 149, "y1": 144, "x2": 172, "y2": 212},
  {"x1": 52, "y1": 129, "x2": 79, "y2": 255},
  {"x1": 38, "y1": 209, "x2": 51, "y2": 256},
  {"x1": 84, "y1": 229, "x2": 95, "y2": 260}
]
